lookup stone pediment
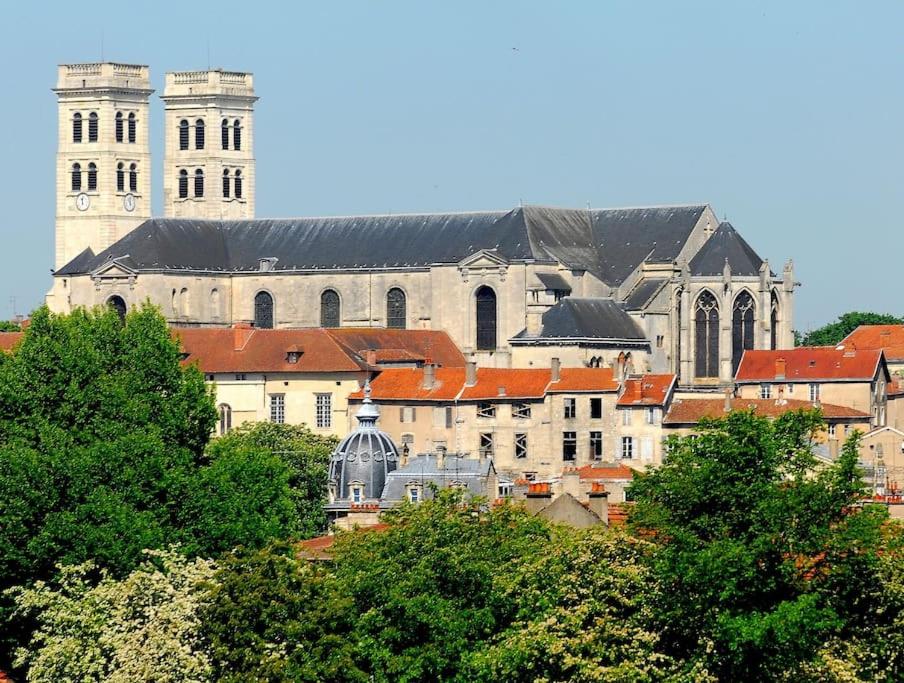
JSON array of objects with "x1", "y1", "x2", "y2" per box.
[
  {"x1": 91, "y1": 257, "x2": 137, "y2": 287},
  {"x1": 458, "y1": 249, "x2": 509, "y2": 269}
]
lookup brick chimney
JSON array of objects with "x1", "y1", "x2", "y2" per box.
[
  {"x1": 233, "y1": 321, "x2": 254, "y2": 351},
  {"x1": 422, "y1": 363, "x2": 436, "y2": 390},
  {"x1": 524, "y1": 481, "x2": 552, "y2": 514},
  {"x1": 551, "y1": 357, "x2": 561, "y2": 383},
  {"x1": 465, "y1": 360, "x2": 477, "y2": 387},
  {"x1": 632, "y1": 379, "x2": 643, "y2": 402},
  {"x1": 775, "y1": 357, "x2": 786, "y2": 380},
  {"x1": 588, "y1": 482, "x2": 609, "y2": 525}
]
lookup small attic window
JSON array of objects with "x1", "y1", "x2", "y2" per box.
[
  {"x1": 809, "y1": 360, "x2": 817, "y2": 367},
  {"x1": 259, "y1": 257, "x2": 278, "y2": 272},
  {"x1": 286, "y1": 347, "x2": 303, "y2": 364}
]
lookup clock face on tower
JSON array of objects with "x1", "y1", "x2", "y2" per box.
[
  {"x1": 76, "y1": 193, "x2": 90, "y2": 211},
  {"x1": 123, "y1": 193, "x2": 136, "y2": 212}
]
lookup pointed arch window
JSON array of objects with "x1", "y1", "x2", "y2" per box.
[
  {"x1": 234, "y1": 170, "x2": 243, "y2": 198},
  {"x1": 115, "y1": 112, "x2": 124, "y2": 142},
  {"x1": 254, "y1": 291, "x2": 274, "y2": 329},
  {"x1": 72, "y1": 113, "x2": 82, "y2": 143},
  {"x1": 179, "y1": 119, "x2": 189, "y2": 150},
  {"x1": 195, "y1": 119, "x2": 205, "y2": 149},
  {"x1": 129, "y1": 163, "x2": 137, "y2": 192},
  {"x1": 386, "y1": 288, "x2": 406, "y2": 329},
  {"x1": 321, "y1": 290, "x2": 340, "y2": 328},
  {"x1": 178, "y1": 169, "x2": 188, "y2": 199},
  {"x1": 88, "y1": 112, "x2": 98, "y2": 142},
  {"x1": 194, "y1": 169, "x2": 204, "y2": 198},
  {"x1": 128, "y1": 113, "x2": 136, "y2": 143},
  {"x1": 71, "y1": 163, "x2": 82, "y2": 191},
  {"x1": 107, "y1": 295, "x2": 127, "y2": 321},
  {"x1": 222, "y1": 170, "x2": 231, "y2": 198},
  {"x1": 221, "y1": 119, "x2": 229, "y2": 150},
  {"x1": 732, "y1": 291, "x2": 756, "y2": 375},
  {"x1": 87, "y1": 163, "x2": 97, "y2": 191},
  {"x1": 770, "y1": 291, "x2": 780, "y2": 350},
  {"x1": 116, "y1": 163, "x2": 125, "y2": 192},
  {"x1": 233, "y1": 120, "x2": 242, "y2": 150},
  {"x1": 475, "y1": 285, "x2": 497, "y2": 351},
  {"x1": 694, "y1": 291, "x2": 719, "y2": 378}
]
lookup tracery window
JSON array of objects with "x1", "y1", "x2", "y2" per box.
[
  {"x1": 178, "y1": 169, "x2": 188, "y2": 198},
  {"x1": 88, "y1": 112, "x2": 98, "y2": 142},
  {"x1": 71, "y1": 163, "x2": 82, "y2": 191},
  {"x1": 770, "y1": 291, "x2": 780, "y2": 350},
  {"x1": 694, "y1": 291, "x2": 719, "y2": 378},
  {"x1": 386, "y1": 287, "x2": 406, "y2": 329},
  {"x1": 732, "y1": 291, "x2": 755, "y2": 375},
  {"x1": 72, "y1": 113, "x2": 82, "y2": 143},
  {"x1": 194, "y1": 169, "x2": 204, "y2": 198},
  {"x1": 321, "y1": 289, "x2": 340, "y2": 328},
  {"x1": 475, "y1": 285, "x2": 497, "y2": 351},
  {"x1": 254, "y1": 291, "x2": 274, "y2": 329},
  {"x1": 179, "y1": 119, "x2": 189, "y2": 150},
  {"x1": 87, "y1": 163, "x2": 97, "y2": 191},
  {"x1": 128, "y1": 113, "x2": 136, "y2": 143},
  {"x1": 195, "y1": 119, "x2": 205, "y2": 149}
]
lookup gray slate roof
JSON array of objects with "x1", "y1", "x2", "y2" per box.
[
  {"x1": 56, "y1": 204, "x2": 709, "y2": 286},
  {"x1": 535, "y1": 272, "x2": 572, "y2": 292},
  {"x1": 381, "y1": 455, "x2": 495, "y2": 503},
  {"x1": 624, "y1": 278, "x2": 668, "y2": 310},
  {"x1": 688, "y1": 221, "x2": 764, "y2": 277},
  {"x1": 513, "y1": 298, "x2": 647, "y2": 341}
]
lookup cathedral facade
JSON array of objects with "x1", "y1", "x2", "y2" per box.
[{"x1": 47, "y1": 62, "x2": 797, "y2": 387}]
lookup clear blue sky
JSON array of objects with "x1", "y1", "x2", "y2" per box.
[{"x1": 2, "y1": 1, "x2": 901, "y2": 330}]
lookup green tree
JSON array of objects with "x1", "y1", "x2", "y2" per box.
[
  {"x1": 800, "y1": 311, "x2": 904, "y2": 347},
  {"x1": 628, "y1": 410, "x2": 892, "y2": 680},
  {"x1": 0, "y1": 320, "x2": 20, "y2": 332}
]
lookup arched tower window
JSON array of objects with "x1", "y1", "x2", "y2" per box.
[
  {"x1": 128, "y1": 113, "x2": 136, "y2": 143},
  {"x1": 234, "y1": 170, "x2": 243, "y2": 199},
  {"x1": 179, "y1": 119, "x2": 189, "y2": 150},
  {"x1": 233, "y1": 119, "x2": 242, "y2": 150},
  {"x1": 210, "y1": 288, "x2": 221, "y2": 320},
  {"x1": 87, "y1": 163, "x2": 97, "y2": 191},
  {"x1": 88, "y1": 112, "x2": 98, "y2": 142},
  {"x1": 129, "y1": 163, "x2": 137, "y2": 192},
  {"x1": 254, "y1": 291, "x2": 274, "y2": 329},
  {"x1": 770, "y1": 291, "x2": 780, "y2": 350},
  {"x1": 179, "y1": 288, "x2": 190, "y2": 318},
  {"x1": 222, "y1": 170, "x2": 231, "y2": 198},
  {"x1": 195, "y1": 119, "x2": 205, "y2": 149},
  {"x1": 115, "y1": 112, "x2": 124, "y2": 143},
  {"x1": 194, "y1": 169, "x2": 204, "y2": 198},
  {"x1": 475, "y1": 285, "x2": 497, "y2": 351},
  {"x1": 72, "y1": 113, "x2": 82, "y2": 143},
  {"x1": 732, "y1": 291, "x2": 756, "y2": 375},
  {"x1": 71, "y1": 163, "x2": 82, "y2": 192},
  {"x1": 218, "y1": 404, "x2": 232, "y2": 435},
  {"x1": 116, "y1": 163, "x2": 125, "y2": 192},
  {"x1": 178, "y1": 169, "x2": 188, "y2": 199},
  {"x1": 321, "y1": 289, "x2": 340, "y2": 328},
  {"x1": 694, "y1": 291, "x2": 719, "y2": 378},
  {"x1": 221, "y1": 119, "x2": 229, "y2": 150},
  {"x1": 107, "y1": 295, "x2": 127, "y2": 321},
  {"x1": 386, "y1": 288, "x2": 406, "y2": 329}
]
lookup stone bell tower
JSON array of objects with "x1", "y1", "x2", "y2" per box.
[
  {"x1": 53, "y1": 63, "x2": 153, "y2": 269},
  {"x1": 161, "y1": 69, "x2": 257, "y2": 220}
]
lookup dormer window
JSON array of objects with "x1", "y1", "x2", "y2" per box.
[
  {"x1": 407, "y1": 482, "x2": 423, "y2": 503},
  {"x1": 259, "y1": 257, "x2": 277, "y2": 272},
  {"x1": 286, "y1": 348, "x2": 303, "y2": 364},
  {"x1": 350, "y1": 482, "x2": 364, "y2": 504}
]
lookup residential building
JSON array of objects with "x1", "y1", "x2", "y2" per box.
[
  {"x1": 841, "y1": 325, "x2": 904, "y2": 375},
  {"x1": 615, "y1": 374, "x2": 676, "y2": 466}
]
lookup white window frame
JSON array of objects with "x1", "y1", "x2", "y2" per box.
[
  {"x1": 645, "y1": 407, "x2": 658, "y2": 425},
  {"x1": 621, "y1": 410, "x2": 631, "y2": 427},
  {"x1": 590, "y1": 431, "x2": 603, "y2": 460},
  {"x1": 760, "y1": 383, "x2": 772, "y2": 399},
  {"x1": 563, "y1": 431, "x2": 577, "y2": 461},
  {"x1": 350, "y1": 482, "x2": 364, "y2": 503},
  {"x1": 269, "y1": 393, "x2": 285, "y2": 424},
  {"x1": 809, "y1": 383, "x2": 820, "y2": 402},
  {"x1": 564, "y1": 397, "x2": 576, "y2": 419},
  {"x1": 621, "y1": 436, "x2": 634, "y2": 460},
  {"x1": 315, "y1": 393, "x2": 332, "y2": 429}
]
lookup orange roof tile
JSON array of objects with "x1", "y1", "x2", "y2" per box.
[
  {"x1": 889, "y1": 378, "x2": 904, "y2": 397},
  {"x1": 548, "y1": 367, "x2": 619, "y2": 393},
  {"x1": 663, "y1": 397, "x2": 872, "y2": 425},
  {"x1": 351, "y1": 367, "x2": 465, "y2": 401},
  {"x1": 607, "y1": 502, "x2": 631, "y2": 526},
  {"x1": 842, "y1": 325, "x2": 904, "y2": 362},
  {"x1": 325, "y1": 328, "x2": 465, "y2": 367},
  {"x1": 0, "y1": 332, "x2": 23, "y2": 352},
  {"x1": 567, "y1": 463, "x2": 635, "y2": 480},
  {"x1": 617, "y1": 374, "x2": 676, "y2": 406},
  {"x1": 176, "y1": 327, "x2": 368, "y2": 374},
  {"x1": 460, "y1": 368, "x2": 551, "y2": 400},
  {"x1": 736, "y1": 347, "x2": 884, "y2": 382},
  {"x1": 297, "y1": 524, "x2": 390, "y2": 561}
]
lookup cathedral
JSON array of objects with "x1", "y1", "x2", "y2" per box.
[{"x1": 46, "y1": 62, "x2": 797, "y2": 387}]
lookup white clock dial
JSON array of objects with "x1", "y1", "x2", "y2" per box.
[
  {"x1": 123, "y1": 193, "x2": 136, "y2": 212},
  {"x1": 76, "y1": 193, "x2": 90, "y2": 211}
]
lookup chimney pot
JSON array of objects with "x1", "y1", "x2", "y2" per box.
[
  {"x1": 775, "y1": 357, "x2": 786, "y2": 380},
  {"x1": 588, "y1": 483, "x2": 609, "y2": 525},
  {"x1": 423, "y1": 363, "x2": 436, "y2": 390}
]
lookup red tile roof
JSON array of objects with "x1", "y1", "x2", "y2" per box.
[
  {"x1": 297, "y1": 524, "x2": 391, "y2": 561},
  {"x1": 350, "y1": 367, "x2": 466, "y2": 401},
  {"x1": 325, "y1": 328, "x2": 465, "y2": 367},
  {"x1": 460, "y1": 368, "x2": 551, "y2": 400},
  {"x1": 566, "y1": 463, "x2": 635, "y2": 480},
  {"x1": 663, "y1": 397, "x2": 872, "y2": 425},
  {"x1": 736, "y1": 347, "x2": 884, "y2": 382},
  {"x1": 889, "y1": 378, "x2": 904, "y2": 397},
  {"x1": 0, "y1": 332, "x2": 23, "y2": 352},
  {"x1": 617, "y1": 374, "x2": 676, "y2": 406},
  {"x1": 548, "y1": 367, "x2": 619, "y2": 392},
  {"x1": 177, "y1": 327, "x2": 368, "y2": 373},
  {"x1": 607, "y1": 502, "x2": 631, "y2": 526},
  {"x1": 842, "y1": 325, "x2": 904, "y2": 362}
]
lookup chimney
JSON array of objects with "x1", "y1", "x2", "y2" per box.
[
  {"x1": 524, "y1": 482, "x2": 552, "y2": 515},
  {"x1": 775, "y1": 357, "x2": 786, "y2": 380},
  {"x1": 364, "y1": 349, "x2": 377, "y2": 367},
  {"x1": 436, "y1": 444, "x2": 446, "y2": 470},
  {"x1": 588, "y1": 482, "x2": 609, "y2": 525},
  {"x1": 551, "y1": 357, "x2": 561, "y2": 383},
  {"x1": 232, "y1": 321, "x2": 254, "y2": 351},
  {"x1": 465, "y1": 360, "x2": 477, "y2": 387},
  {"x1": 423, "y1": 363, "x2": 436, "y2": 390},
  {"x1": 632, "y1": 379, "x2": 643, "y2": 402},
  {"x1": 526, "y1": 309, "x2": 543, "y2": 336}
]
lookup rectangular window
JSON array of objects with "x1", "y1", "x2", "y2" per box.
[
  {"x1": 787, "y1": 383, "x2": 794, "y2": 395},
  {"x1": 400, "y1": 406, "x2": 416, "y2": 423},
  {"x1": 564, "y1": 397, "x2": 576, "y2": 419},
  {"x1": 621, "y1": 410, "x2": 631, "y2": 427},
  {"x1": 760, "y1": 383, "x2": 772, "y2": 399},
  {"x1": 351, "y1": 485, "x2": 362, "y2": 503},
  {"x1": 479, "y1": 432, "x2": 495, "y2": 458},
  {"x1": 809, "y1": 383, "x2": 820, "y2": 402},
  {"x1": 640, "y1": 436, "x2": 654, "y2": 462},
  {"x1": 513, "y1": 402, "x2": 531, "y2": 419},
  {"x1": 563, "y1": 431, "x2": 577, "y2": 461},
  {"x1": 433, "y1": 406, "x2": 452, "y2": 428},
  {"x1": 515, "y1": 433, "x2": 528, "y2": 459},
  {"x1": 621, "y1": 436, "x2": 634, "y2": 460},
  {"x1": 590, "y1": 431, "x2": 603, "y2": 460},
  {"x1": 477, "y1": 402, "x2": 496, "y2": 419},
  {"x1": 234, "y1": 373, "x2": 246, "y2": 381},
  {"x1": 645, "y1": 407, "x2": 658, "y2": 425},
  {"x1": 315, "y1": 393, "x2": 332, "y2": 429},
  {"x1": 269, "y1": 394, "x2": 285, "y2": 424},
  {"x1": 590, "y1": 397, "x2": 603, "y2": 419},
  {"x1": 828, "y1": 423, "x2": 836, "y2": 438},
  {"x1": 523, "y1": 471, "x2": 537, "y2": 482}
]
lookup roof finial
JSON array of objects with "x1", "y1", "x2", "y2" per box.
[{"x1": 355, "y1": 377, "x2": 379, "y2": 428}]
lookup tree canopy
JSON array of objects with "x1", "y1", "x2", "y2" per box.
[{"x1": 799, "y1": 311, "x2": 904, "y2": 347}]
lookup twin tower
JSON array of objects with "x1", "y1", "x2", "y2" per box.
[{"x1": 53, "y1": 62, "x2": 258, "y2": 269}]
